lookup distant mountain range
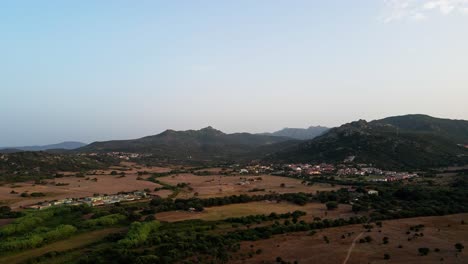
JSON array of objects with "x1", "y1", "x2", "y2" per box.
[
  {"x1": 261, "y1": 126, "x2": 329, "y2": 140},
  {"x1": 3, "y1": 115, "x2": 468, "y2": 169},
  {"x1": 0, "y1": 141, "x2": 87, "y2": 153},
  {"x1": 266, "y1": 114, "x2": 468, "y2": 169},
  {"x1": 78, "y1": 126, "x2": 298, "y2": 163}
]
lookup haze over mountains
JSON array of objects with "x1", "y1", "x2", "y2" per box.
[{"x1": 0, "y1": 141, "x2": 87, "y2": 153}]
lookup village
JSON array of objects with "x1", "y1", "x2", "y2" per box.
[{"x1": 238, "y1": 163, "x2": 418, "y2": 183}]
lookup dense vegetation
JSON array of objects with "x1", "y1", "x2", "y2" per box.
[
  {"x1": 0, "y1": 152, "x2": 117, "y2": 182},
  {"x1": 0, "y1": 206, "x2": 95, "y2": 253}
]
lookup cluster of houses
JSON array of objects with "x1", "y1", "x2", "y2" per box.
[
  {"x1": 286, "y1": 163, "x2": 336, "y2": 175},
  {"x1": 370, "y1": 172, "x2": 418, "y2": 182},
  {"x1": 337, "y1": 167, "x2": 383, "y2": 176},
  {"x1": 266, "y1": 162, "x2": 419, "y2": 183},
  {"x1": 24, "y1": 191, "x2": 148, "y2": 210},
  {"x1": 336, "y1": 167, "x2": 418, "y2": 182},
  {"x1": 238, "y1": 165, "x2": 274, "y2": 174}
]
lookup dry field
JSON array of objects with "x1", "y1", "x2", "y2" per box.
[
  {"x1": 157, "y1": 174, "x2": 340, "y2": 199},
  {"x1": 0, "y1": 162, "x2": 177, "y2": 209},
  {"x1": 93, "y1": 161, "x2": 172, "y2": 174},
  {"x1": 155, "y1": 201, "x2": 357, "y2": 222},
  {"x1": 230, "y1": 213, "x2": 468, "y2": 264}
]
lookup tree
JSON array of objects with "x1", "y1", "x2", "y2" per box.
[
  {"x1": 418, "y1": 247, "x2": 430, "y2": 256},
  {"x1": 144, "y1": 215, "x2": 156, "y2": 221},
  {"x1": 0, "y1": 206, "x2": 11, "y2": 214},
  {"x1": 383, "y1": 237, "x2": 389, "y2": 244},
  {"x1": 384, "y1": 254, "x2": 390, "y2": 260},
  {"x1": 455, "y1": 243, "x2": 464, "y2": 252},
  {"x1": 326, "y1": 201, "x2": 338, "y2": 210}
]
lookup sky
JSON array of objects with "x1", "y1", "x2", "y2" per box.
[{"x1": 1, "y1": 0, "x2": 468, "y2": 146}]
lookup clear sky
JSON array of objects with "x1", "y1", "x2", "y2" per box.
[{"x1": 1, "y1": 0, "x2": 468, "y2": 146}]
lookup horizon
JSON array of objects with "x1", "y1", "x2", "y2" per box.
[
  {"x1": 2, "y1": 1, "x2": 468, "y2": 146},
  {"x1": 1, "y1": 113, "x2": 466, "y2": 147}
]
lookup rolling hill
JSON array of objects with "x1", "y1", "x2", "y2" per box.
[
  {"x1": 261, "y1": 126, "x2": 329, "y2": 140},
  {"x1": 266, "y1": 114, "x2": 468, "y2": 169},
  {"x1": 78, "y1": 127, "x2": 298, "y2": 162},
  {"x1": 0, "y1": 151, "x2": 116, "y2": 182}
]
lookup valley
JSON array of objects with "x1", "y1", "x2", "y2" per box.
[{"x1": 0, "y1": 115, "x2": 468, "y2": 264}]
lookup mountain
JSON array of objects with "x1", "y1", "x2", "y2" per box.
[
  {"x1": 78, "y1": 127, "x2": 297, "y2": 162},
  {"x1": 0, "y1": 141, "x2": 87, "y2": 152},
  {"x1": 261, "y1": 126, "x2": 329, "y2": 140},
  {"x1": 266, "y1": 114, "x2": 468, "y2": 169}
]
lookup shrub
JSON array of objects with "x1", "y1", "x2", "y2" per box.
[
  {"x1": 455, "y1": 243, "x2": 464, "y2": 252},
  {"x1": 326, "y1": 201, "x2": 338, "y2": 210},
  {"x1": 418, "y1": 247, "x2": 430, "y2": 256},
  {"x1": 383, "y1": 237, "x2": 389, "y2": 244}
]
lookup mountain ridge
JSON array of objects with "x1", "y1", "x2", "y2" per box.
[{"x1": 78, "y1": 127, "x2": 298, "y2": 162}]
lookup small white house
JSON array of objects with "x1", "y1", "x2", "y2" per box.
[{"x1": 367, "y1": 190, "x2": 379, "y2": 195}]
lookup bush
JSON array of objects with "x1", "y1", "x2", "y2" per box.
[
  {"x1": 418, "y1": 247, "x2": 430, "y2": 256},
  {"x1": 326, "y1": 201, "x2": 338, "y2": 210},
  {"x1": 383, "y1": 237, "x2": 389, "y2": 244},
  {"x1": 455, "y1": 243, "x2": 464, "y2": 252},
  {"x1": 30, "y1": 192, "x2": 46, "y2": 197}
]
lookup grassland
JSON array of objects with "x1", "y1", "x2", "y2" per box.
[
  {"x1": 156, "y1": 173, "x2": 340, "y2": 199},
  {"x1": 230, "y1": 214, "x2": 468, "y2": 264},
  {"x1": 155, "y1": 201, "x2": 356, "y2": 222}
]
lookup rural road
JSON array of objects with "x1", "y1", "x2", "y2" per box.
[{"x1": 342, "y1": 231, "x2": 364, "y2": 264}]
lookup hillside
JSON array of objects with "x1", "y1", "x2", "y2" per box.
[
  {"x1": 261, "y1": 126, "x2": 329, "y2": 140},
  {"x1": 0, "y1": 152, "x2": 117, "y2": 182},
  {"x1": 0, "y1": 141, "x2": 87, "y2": 152},
  {"x1": 78, "y1": 127, "x2": 297, "y2": 163},
  {"x1": 266, "y1": 115, "x2": 468, "y2": 169}
]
